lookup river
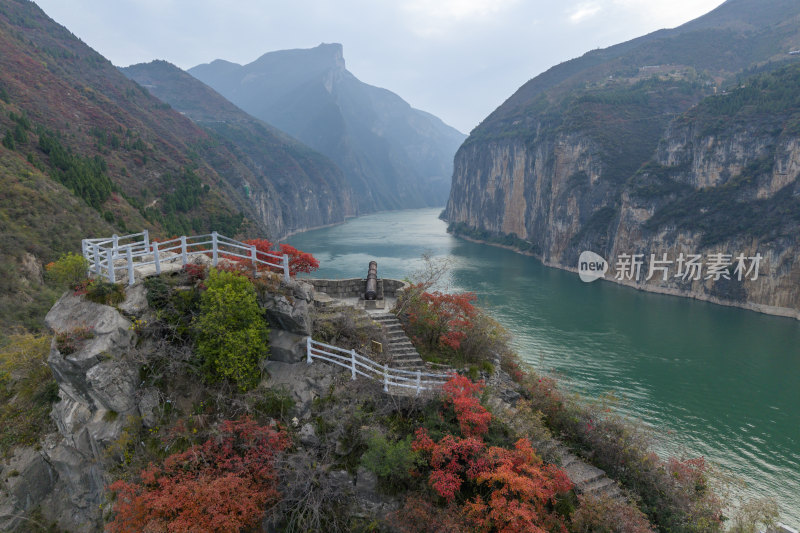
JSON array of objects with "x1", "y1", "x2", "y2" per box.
[{"x1": 288, "y1": 207, "x2": 800, "y2": 525}]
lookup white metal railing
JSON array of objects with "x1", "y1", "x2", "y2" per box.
[
  {"x1": 81, "y1": 230, "x2": 291, "y2": 285},
  {"x1": 306, "y1": 337, "x2": 451, "y2": 395}
]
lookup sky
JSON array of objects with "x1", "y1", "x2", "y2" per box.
[{"x1": 34, "y1": 0, "x2": 726, "y2": 133}]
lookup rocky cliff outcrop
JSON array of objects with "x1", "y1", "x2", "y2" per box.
[
  {"x1": 444, "y1": 3, "x2": 800, "y2": 317},
  {"x1": 0, "y1": 273, "x2": 319, "y2": 531}
]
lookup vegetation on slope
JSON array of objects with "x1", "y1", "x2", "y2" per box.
[{"x1": 634, "y1": 64, "x2": 800, "y2": 246}]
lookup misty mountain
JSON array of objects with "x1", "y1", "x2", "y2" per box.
[
  {"x1": 122, "y1": 60, "x2": 356, "y2": 239},
  {"x1": 190, "y1": 43, "x2": 466, "y2": 211}
]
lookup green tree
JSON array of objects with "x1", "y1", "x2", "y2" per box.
[
  {"x1": 193, "y1": 269, "x2": 268, "y2": 390},
  {"x1": 45, "y1": 252, "x2": 88, "y2": 287}
]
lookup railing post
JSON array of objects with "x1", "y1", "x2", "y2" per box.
[
  {"x1": 126, "y1": 247, "x2": 135, "y2": 286},
  {"x1": 350, "y1": 349, "x2": 357, "y2": 381},
  {"x1": 282, "y1": 254, "x2": 290, "y2": 283},
  {"x1": 416, "y1": 370, "x2": 421, "y2": 396},
  {"x1": 142, "y1": 229, "x2": 149, "y2": 253},
  {"x1": 153, "y1": 241, "x2": 161, "y2": 275},
  {"x1": 93, "y1": 244, "x2": 101, "y2": 276},
  {"x1": 112, "y1": 234, "x2": 119, "y2": 256},
  {"x1": 106, "y1": 248, "x2": 115, "y2": 283},
  {"x1": 80, "y1": 239, "x2": 88, "y2": 272},
  {"x1": 212, "y1": 231, "x2": 219, "y2": 267},
  {"x1": 306, "y1": 337, "x2": 312, "y2": 364},
  {"x1": 383, "y1": 364, "x2": 389, "y2": 392},
  {"x1": 250, "y1": 245, "x2": 258, "y2": 276},
  {"x1": 181, "y1": 236, "x2": 187, "y2": 266}
]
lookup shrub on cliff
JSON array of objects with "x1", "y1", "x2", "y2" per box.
[
  {"x1": 107, "y1": 417, "x2": 289, "y2": 533},
  {"x1": 397, "y1": 375, "x2": 574, "y2": 533},
  {"x1": 520, "y1": 371, "x2": 724, "y2": 531},
  {"x1": 44, "y1": 252, "x2": 87, "y2": 287},
  {"x1": 193, "y1": 268, "x2": 268, "y2": 390},
  {"x1": 398, "y1": 285, "x2": 513, "y2": 367}
]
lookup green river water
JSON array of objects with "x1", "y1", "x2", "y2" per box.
[{"x1": 288, "y1": 207, "x2": 800, "y2": 525}]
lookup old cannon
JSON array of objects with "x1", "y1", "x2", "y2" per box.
[{"x1": 365, "y1": 261, "x2": 378, "y2": 300}]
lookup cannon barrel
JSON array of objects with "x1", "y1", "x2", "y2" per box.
[{"x1": 365, "y1": 261, "x2": 378, "y2": 300}]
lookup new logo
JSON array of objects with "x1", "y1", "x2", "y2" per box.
[{"x1": 578, "y1": 251, "x2": 607, "y2": 282}]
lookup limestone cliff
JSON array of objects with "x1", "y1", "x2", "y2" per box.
[{"x1": 444, "y1": 1, "x2": 800, "y2": 317}]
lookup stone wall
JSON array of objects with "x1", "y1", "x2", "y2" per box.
[{"x1": 307, "y1": 278, "x2": 409, "y2": 300}]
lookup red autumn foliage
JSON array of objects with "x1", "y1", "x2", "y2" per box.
[
  {"x1": 442, "y1": 375, "x2": 492, "y2": 438},
  {"x1": 278, "y1": 243, "x2": 320, "y2": 276},
  {"x1": 464, "y1": 439, "x2": 573, "y2": 533},
  {"x1": 106, "y1": 417, "x2": 289, "y2": 533},
  {"x1": 224, "y1": 238, "x2": 319, "y2": 277},
  {"x1": 181, "y1": 262, "x2": 206, "y2": 283},
  {"x1": 408, "y1": 289, "x2": 477, "y2": 351},
  {"x1": 403, "y1": 376, "x2": 573, "y2": 533}
]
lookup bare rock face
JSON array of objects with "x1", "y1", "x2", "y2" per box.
[
  {"x1": 19, "y1": 252, "x2": 44, "y2": 285},
  {"x1": 268, "y1": 329, "x2": 308, "y2": 363},
  {"x1": 259, "y1": 279, "x2": 314, "y2": 335},
  {"x1": 2, "y1": 292, "x2": 145, "y2": 531},
  {"x1": 444, "y1": 113, "x2": 800, "y2": 318}
]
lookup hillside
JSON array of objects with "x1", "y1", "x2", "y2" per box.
[
  {"x1": 0, "y1": 260, "x2": 742, "y2": 531},
  {"x1": 443, "y1": 0, "x2": 800, "y2": 317},
  {"x1": 0, "y1": 0, "x2": 351, "y2": 331},
  {"x1": 189, "y1": 43, "x2": 466, "y2": 211},
  {"x1": 122, "y1": 60, "x2": 357, "y2": 239}
]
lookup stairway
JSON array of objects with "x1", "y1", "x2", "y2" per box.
[
  {"x1": 369, "y1": 312, "x2": 427, "y2": 371},
  {"x1": 556, "y1": 445, "x2": 624, "y2": 501}
]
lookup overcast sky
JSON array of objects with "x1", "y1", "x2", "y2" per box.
[{"x1": 35, "y1": 0, "x2": 725, "y2": 133}]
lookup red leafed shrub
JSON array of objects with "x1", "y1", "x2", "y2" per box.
[
  {"x1": 408, "y1": 290, "x2": 477, "y2": 351},
  {"x1": 234, "y1": 239, "x2": 319, "y2": 277},
  {"x1": 403, "y1": 376, "x2": 573, "y2": 533},
  {"x1": 442, "y1": 374, "x2": 492, "y2": 438},
  {"x1": 464, "y1": 439, "x2": 573, "y2": 533},
  {"x1": 106, "y1": 417, "x2": 289, "y2": 533},
  {"x1": 182, "y1": 263, "x2": 206, "y2": 283},
  {"x1": 278, "y1": 243, "x2": 319, "y2": 276}
]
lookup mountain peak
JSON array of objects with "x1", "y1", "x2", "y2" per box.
[{"x1": 315, "y1": 42, "x2": 345, "y2": 68}]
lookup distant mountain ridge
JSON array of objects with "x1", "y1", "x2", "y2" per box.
[
  {"x1": 121, "y1": 60, "x2": 356, "y2": 239},
  {"x1": 190, "y1": 43, "x2": 466, "y2": 211},
  {"x1": 444, "y1": 0, "x2": 800, "y2": 318}
]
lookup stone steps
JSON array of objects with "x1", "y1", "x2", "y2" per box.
[
  {"x1": 369, "y1": 312, "x2": 429, "y2": 372},
  {"x1": 554, "y1": 445, "x2": 624, "y2": 502}
]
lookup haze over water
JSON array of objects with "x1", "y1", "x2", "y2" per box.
[{"x1": 289, "y1": 207, "x2": 800, "y2": 525}]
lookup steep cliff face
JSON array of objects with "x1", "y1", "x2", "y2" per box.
[
  {"x1": 613, "y1": 70, "x2": 800, "y2": 315},
  {"x1": 444, "y1": 0, "x2": 800, "y2": 316},
  {"x1": 446, "y1": 133, "x2": 613, "y2": 262}
]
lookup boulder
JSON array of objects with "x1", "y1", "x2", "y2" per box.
[
  {"x1": 118, "y1": 282, "x2": 148, "y2": 316},
  {"x1": 137, "y1": 388, "x2": 160, "y2": 428},
  {"x1": 85, "y1": 361, "x2": 138, "y2": 414},
  {"x1": 44, "y1": 440, "x2": 105, "y2": 530},
  {"x1": 298, "y1": 423, "x2": 319, "y2": 447},
  {"x1": 262, "y1": 360, "x2": 343, "y2": 417},
  {"x1": 0, "y1": 447, "x2": 56, "y2": 529},
  {"x1": 260, "y1": 292, "x2": 311, "y2": 335},
  {"x1": 268, "y1": 330, "x2": 307, "y2": 363}
]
